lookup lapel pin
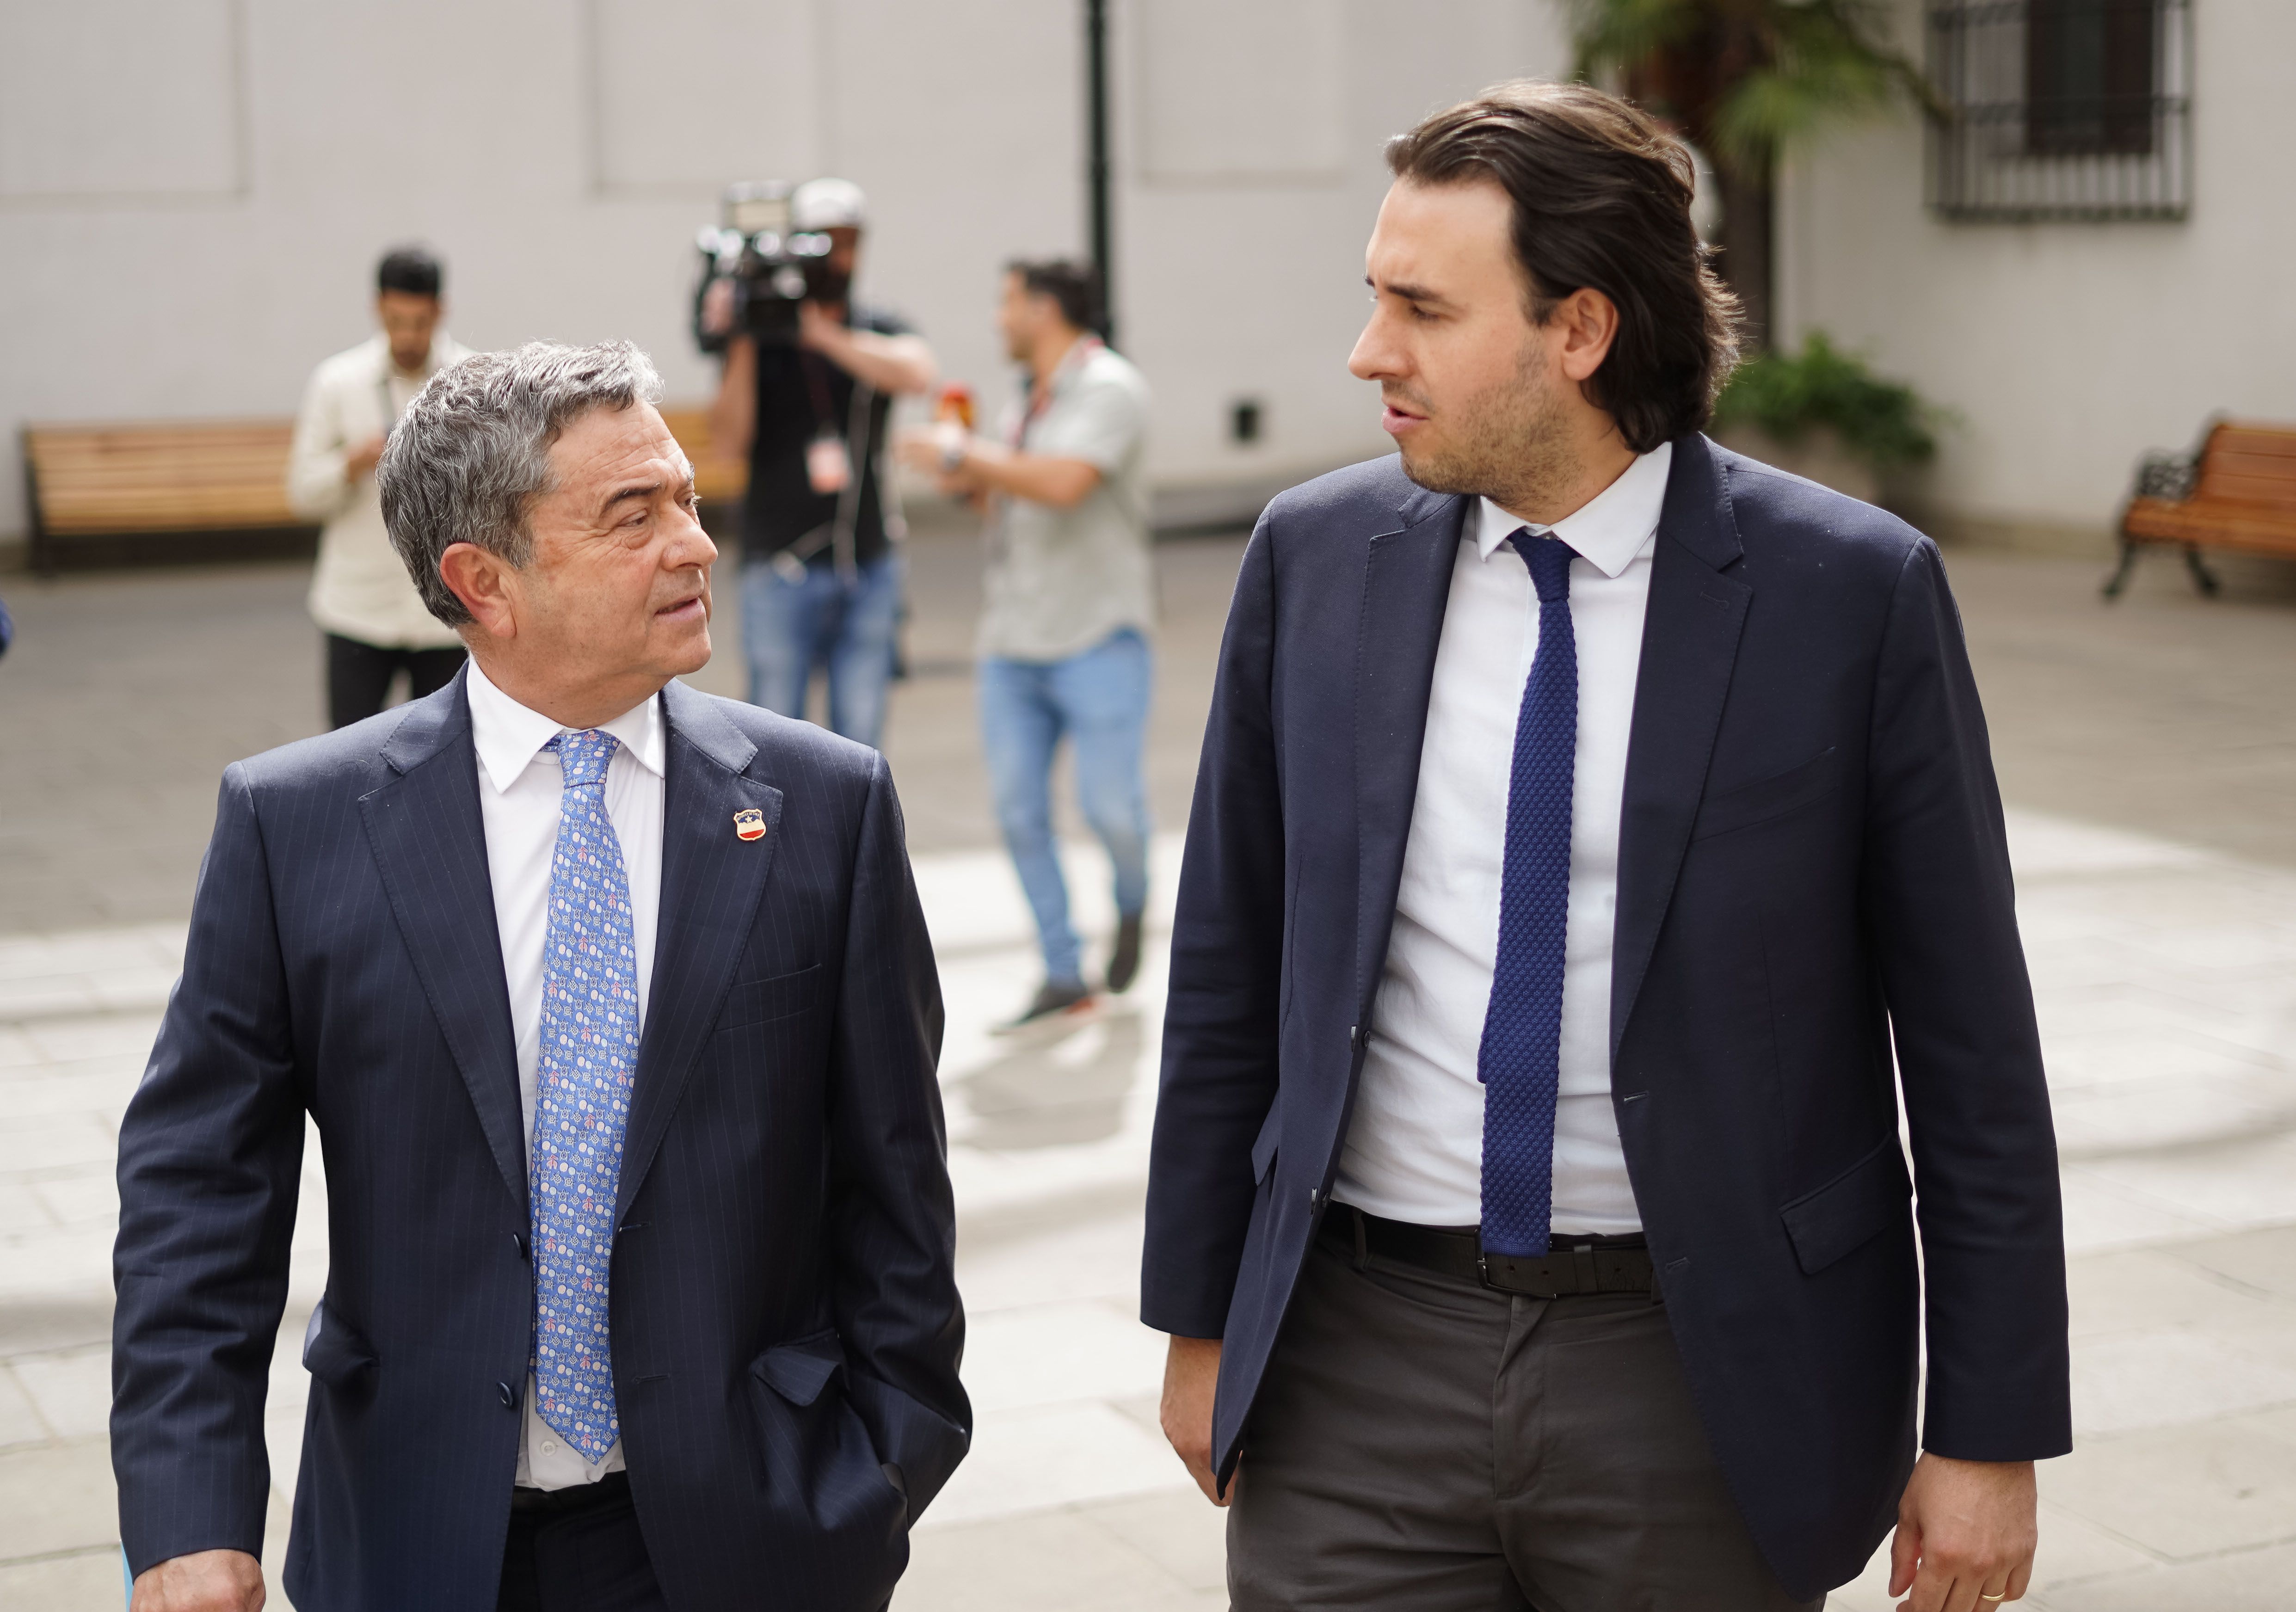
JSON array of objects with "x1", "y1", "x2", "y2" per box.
[{"x1": 733, "y1": 808, "x2": 767, "y2": 842}]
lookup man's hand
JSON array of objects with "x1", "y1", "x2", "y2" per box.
[
  {"x1": 1889, "y1": 1454, "x2": 2037, "y2": 1611},
  {"x1": 344, "y1": 434, "x2": 386, "y2": 482},
  {"x1": 1160, "y1": 1333, "x2": 1229, "y2": 1506},
  {"x1": 131, "y1": 1549, "x2": 265, "y2": 1612}
]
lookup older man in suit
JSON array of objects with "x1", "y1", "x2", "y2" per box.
[
  {"x1": 1146, "y1": 84, "x2": 2068, "y2": 1612},
  {"x1": 113, "y1": 340, "x2": 966, "y2": 1612}
]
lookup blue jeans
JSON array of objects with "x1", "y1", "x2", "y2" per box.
[
  {"x1": 979, "y1": 629, "x2": 1153, "y2": 986},
  {"x1": 740, "y1": 553, "x2": 903, "y2": 748}
]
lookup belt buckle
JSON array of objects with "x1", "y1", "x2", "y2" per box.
[{"x1": 1477, "y1": 1249, "x2": 1562, "y2": 1299}]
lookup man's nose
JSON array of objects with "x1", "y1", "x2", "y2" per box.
[
  {"x1": 1348, "y1": 312, "x2": 1397, "y2": 382},
  {"x1": 670, "y1": 507, "x2": 717, "y2": 570}
]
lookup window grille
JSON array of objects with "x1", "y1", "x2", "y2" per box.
[{"x1": 1927, "y1": 0, "x2": 2192, "y2": 221}]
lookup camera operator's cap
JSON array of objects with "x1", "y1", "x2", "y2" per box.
[{"x1": 791, "y1": 178, "x2": 867, "y2": 231}]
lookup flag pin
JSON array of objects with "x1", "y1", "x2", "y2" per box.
[{"x1": 733, "y1": 808, "x2": 766, "y2": 842}]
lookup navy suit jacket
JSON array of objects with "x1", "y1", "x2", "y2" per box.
[
  {"x1": 1142, "y1": 436, "x2": 2070, "y2": 1599},
  {"x1": 113, "y1": 673, "x2": 968, "y2": 1612}
]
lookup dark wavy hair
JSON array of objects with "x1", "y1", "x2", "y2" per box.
[
  {"x1": 1385, "y1": 81, "x2": 1740, "y2": 452},
  {"x1": 1006, "y1": 258, "x2": 1104, "y2": 337}
]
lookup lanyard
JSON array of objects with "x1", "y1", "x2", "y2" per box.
[{"x1": 1010, "y1": 335, "x2": 1102, "y2": 449}]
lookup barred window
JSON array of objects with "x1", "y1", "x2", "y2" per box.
[{"x1": 1928, "y1": 0, "x2": 2191, "y2": 220}]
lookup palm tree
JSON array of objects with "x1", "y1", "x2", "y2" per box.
[{"x1": 1572, "y1": 0, "x2": 1939, "y2": 347}]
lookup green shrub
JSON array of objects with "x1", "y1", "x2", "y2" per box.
[{"x1": 1713, "y1": 332, "x2": 1940, "y2": 472}]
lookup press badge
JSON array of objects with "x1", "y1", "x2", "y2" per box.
[{"x1": 806, "y1": 430, "x2": 851, "y2": 495}]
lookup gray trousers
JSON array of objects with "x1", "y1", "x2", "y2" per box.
[{"x1": 1227, "y1": 1230, "x2": 1822, "y2": 1612}]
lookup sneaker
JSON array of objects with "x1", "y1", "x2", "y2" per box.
[
  {"x1": 1106, "y1": 914, "x2": 1144, "y2": 995},
  {"x1": 997, "y1": 979, "x2": 1096, "y2": 1033}
]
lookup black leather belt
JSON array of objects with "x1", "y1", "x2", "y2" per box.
[
  {"x1": 1320, "y1": 1202, "x2": 1656, "y2": 1298},
  {"x1": 511, "y1": 1470, "x2": 630, "y2": 1516}
]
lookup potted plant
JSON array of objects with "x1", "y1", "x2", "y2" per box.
[{"x1": 1711, "y1": 331, "x2": 1941, "y2": 505}]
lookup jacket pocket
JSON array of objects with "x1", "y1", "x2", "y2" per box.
[
  {"x1": 750, "y1": 1326, "x2": 845, "y2": 1405},
  {"x1": 301, "y1": 1300, "x2": 379, "y2": 1391},
  {"x1": 1693, "y1": 747, "x2": 1840, "y2": 841},
  {"x1": 715, "y1": 963, "x2": 824, "y2": 1034},
  {"x1": 1780, "y1": 1135, "x2": 1912, "y2": 1275},
  {"x1": 1250, "y1": 1099, "x2": 1282, "y2": 1184}
]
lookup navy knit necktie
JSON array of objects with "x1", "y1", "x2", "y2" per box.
[{"x1": 1477, "y1": 531, "x2": 1578, "y2": 1258}]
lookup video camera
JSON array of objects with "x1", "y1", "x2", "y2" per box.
[{"x1": 690, "y1": 182, "x2": 851, "y2": 354}]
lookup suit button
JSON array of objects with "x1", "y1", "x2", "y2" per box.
[
  {"x1": 498, "y1": 1381, "x2": 518, "y2": 1409},
  {"x1": 512, "y1": 1232, "x2": 529, "y2": 1260},
  {"x1": 1308, "y1": 1187, "x2": 1322, "y2": 1208}
]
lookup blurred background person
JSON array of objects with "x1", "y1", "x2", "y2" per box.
[
  {"x1": 903, "y1": 259, "x2": 1153, "y2": 1029},
  {"x1": 708, "y1": 178, "x2": 935, "y2": 748},
  {"x1": 288, "y1": 246, "x2": 469, "y2": 729}
]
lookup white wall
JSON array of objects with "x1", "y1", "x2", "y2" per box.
[
  {"x1": 0, "y1": 0, "x2": 1571, "y2": 541},
  {"x1": 1775, "y1": 0, "x2": 2296, "y2": 536}
]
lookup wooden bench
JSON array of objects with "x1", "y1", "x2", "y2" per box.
[
  {"x1": 21, "y1": 419, "x2": 306, "y2": 573},
  {"x1": 21, "y1": 406, "x2": 745, "y2": 573},
  {"x1": 2107, "y1": 419, "x2": 2296, "y2": 597},
  {"x1": 658, "y1": 407, "x2": 749, "y2": 506}
]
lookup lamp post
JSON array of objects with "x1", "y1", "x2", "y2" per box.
[{"x1": 1084, "y1": 0, "x2": 1114, "y2": 344}]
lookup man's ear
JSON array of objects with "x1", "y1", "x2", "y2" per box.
[
  {"x1": 1555, "y1": 287, "x2": 1622, "y2": 384},
  {"x1": 438, "y1": 541, "x2": 517, "y2": 640}
]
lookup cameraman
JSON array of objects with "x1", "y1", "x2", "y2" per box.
[{"x1": 708, "y1": 178, "x2": 936, "y2": 748}]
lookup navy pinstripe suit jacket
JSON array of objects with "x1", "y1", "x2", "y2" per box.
[{"x1": 112, "y1": 671, "x2": 967, "y2": 1611}]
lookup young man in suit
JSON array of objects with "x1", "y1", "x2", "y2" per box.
[
  {"x1": 1145, "y1": 83, "x2": 2068, "y2": 1612},
  {"x1": 113, "y1": 340, "x2": 967, "y2": 1612}
]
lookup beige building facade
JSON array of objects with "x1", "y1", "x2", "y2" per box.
[
  {"x1": 1776, "y1": 0, "x2": 2295, "y2": 552},
  {"x1": 0, "y1": 0, "x2": 1567, "y2": 547}
]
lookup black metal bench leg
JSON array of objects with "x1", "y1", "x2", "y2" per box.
[
  {"x1": 2183, "y1": 544, "x2": 2221, "y2": 597},
  {"x1": 2102, "y1": 538, "x2": 2141, "y2": 599}
]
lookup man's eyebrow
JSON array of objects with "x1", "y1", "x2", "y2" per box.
[
  {"x1": 596, "y1": 457, "x2": 697, "y2": 517},
  {"x1": 597, "y1": 479, "x2": 664, "y2": 516},
  {"x1": 1368, "y1": 275, "x2": 1450, "y2": 306}
]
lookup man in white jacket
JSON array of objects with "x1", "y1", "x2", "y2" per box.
[{"x1": 288, "y1": 247, "x2": 470, "y2": 727}]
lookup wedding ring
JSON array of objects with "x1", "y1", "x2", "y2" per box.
[{"x1": 1979, "y1": 1596, "x2": 2006, "y2": 1604}]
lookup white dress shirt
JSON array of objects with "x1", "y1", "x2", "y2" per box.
[
  {"x1": 288, "y1": 332, "x2": 470, "y2": 650},
  {"x1": 1333, "y1": 443, "x2": 1673, "y2": 1234},
  {"x1": 465, "y1": 658, "x2": 667, "y2": 1488}
]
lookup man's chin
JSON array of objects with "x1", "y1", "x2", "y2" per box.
[
  {"x1": 1397, "y1": 444, "x2": 1476, "y2": 498},
  {"x1": 669, "y1": 628, "x2": 712, "y2": 677}
]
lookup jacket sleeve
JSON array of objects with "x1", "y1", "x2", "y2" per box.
[
  {"x1": 1140, "y1": 515, "x2": 1286, "y2": 1338},
  {"x1": 826, "y1": 754, "x2": 970, "y2": 1514},
  {"x1": 112, "y1": 765, "x2": 306, "y2": 1574},
  {"x1": 285, "y1": 365, "x2": 353, "y2": 522},
  {"x1": 1864, "y1": 538, "x2": 2070, "y2": 1461}
]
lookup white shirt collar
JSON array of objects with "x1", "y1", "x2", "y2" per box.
[
  {"x1": 368, "y1": 330, "x2": 459, "y2": 384},
  {"x1": 464, "y1": 658, "x2": 667, "y2": 796},
  {"x1": 1474, "y1": 440, "x2": 1674, "y2": 580}
]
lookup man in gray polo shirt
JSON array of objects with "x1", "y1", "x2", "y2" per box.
[{"x1": 905, "y1": 259, "x2": 1154, "y2": 1027}]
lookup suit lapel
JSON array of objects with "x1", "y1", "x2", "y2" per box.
[
  {"x1": 617, "y1": 680, "x2": 782, "y2": 1222},
  {"x1": 1610, "y1": 435, "x2": 1752, "y2": 1059},
  {"x1": 360, "y1": 672, "x2": 528, "y2": 1213},
  {"x1": 1353, "y1": 487, "x2": 1470, "y2": 1017}
]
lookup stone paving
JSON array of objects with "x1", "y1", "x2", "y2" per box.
[{"x1": 0, "y1": 531, "x2": 2292, "y2": 1609}]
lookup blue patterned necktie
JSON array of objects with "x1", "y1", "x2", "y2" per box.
[
  {"x1": 1477, "y1": 532, "x2": 1578, "y2": 1259},
  {"x1": 531, "y1": 728, "x2": 639, "y2": 1461}
]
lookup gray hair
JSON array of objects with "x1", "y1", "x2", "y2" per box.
[{"x1": 378, "y1": 339, "x2": 665, "y2": 627}]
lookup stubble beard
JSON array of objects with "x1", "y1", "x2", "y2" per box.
[{"x1": 1395, "y1": 342, "x2": 1575, "y2": 516}]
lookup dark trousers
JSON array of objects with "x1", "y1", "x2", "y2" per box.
[
  {"x1": 497, "y1": 1473, "x2": 668, "y2": 1612},
  {"x1": 325, "y1": 633, "x2": 465, "y2": 730},
  {"x1": 1228, "y1": 1227, "x2": 1821, "y2": 1612}
]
